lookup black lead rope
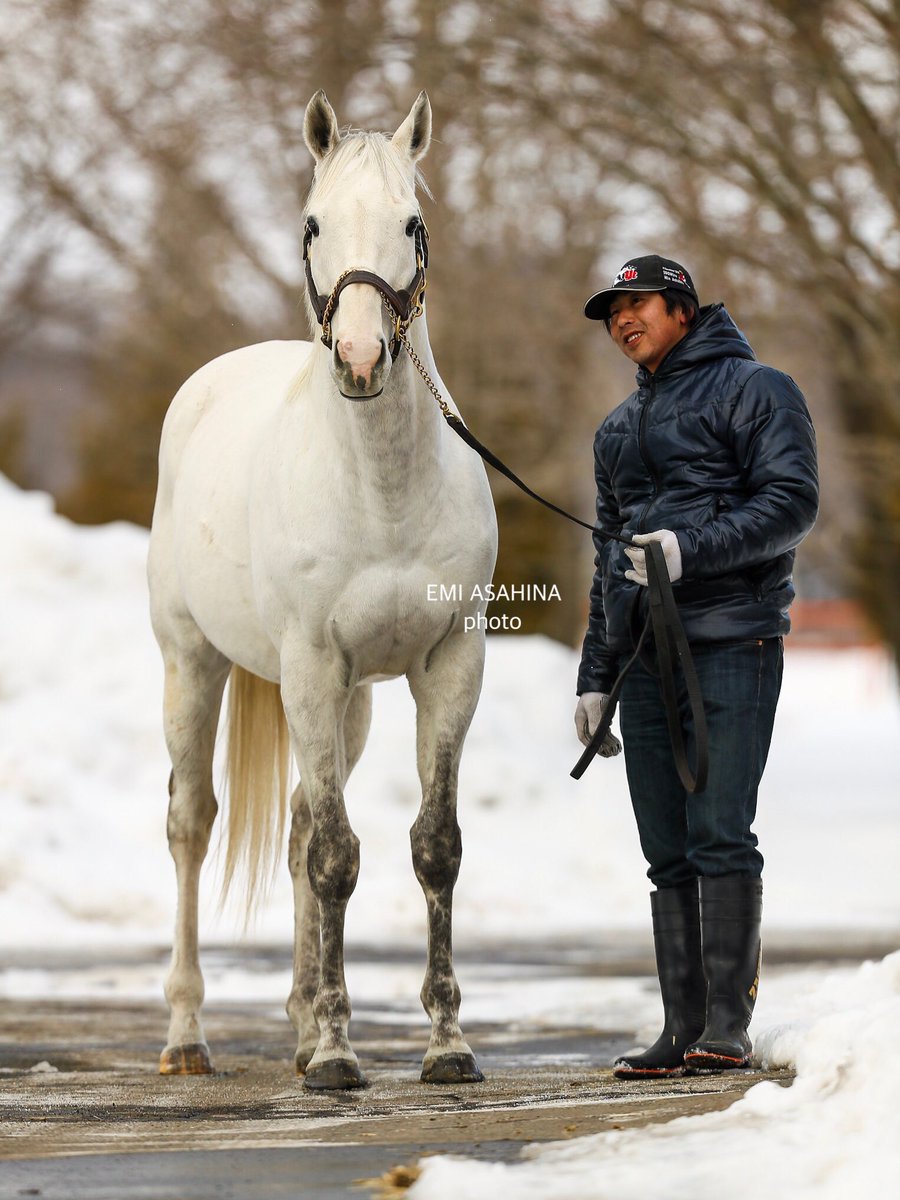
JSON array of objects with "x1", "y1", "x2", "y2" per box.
[
  {"x1": 443, "y1": 413, "x2": 625, "y2": 542},
  {"x1": 439, "y1": 412, "x2": 709, "y2": 793},
  {"x1": 570, "y1": 542, "x2": 708, "y2": 791}
]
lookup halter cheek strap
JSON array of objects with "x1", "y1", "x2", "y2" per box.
[{"x1": 303, "y1": 223, "x2": 429, "y2": 361}]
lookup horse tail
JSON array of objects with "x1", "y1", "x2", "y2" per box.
[{"x1": 221, "y1": 666, "x2": 291, "y2": 920}]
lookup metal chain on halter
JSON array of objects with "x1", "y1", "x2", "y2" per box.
[
  {"x1": 320, "y1": 269, "x2": 358, "y2": 348},
  {"x1": 394, "y1": 317, "x2": 450, "y2": 416}
]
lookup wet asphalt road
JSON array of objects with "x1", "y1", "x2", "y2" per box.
[{"x1": 1, "y1": 934, "x2": 887, "y2": 1199}]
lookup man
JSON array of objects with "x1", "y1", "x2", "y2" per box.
[{"x1": 575, "y1": 255, "x2": 818, "y2": 1078}]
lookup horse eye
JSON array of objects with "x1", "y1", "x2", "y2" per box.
[
  {"x1": 306, "y1": 216, "x2": 320, "y2": 237},
  {"x1": 405, "y1": 216, "x2": 420, "y2": 237}
]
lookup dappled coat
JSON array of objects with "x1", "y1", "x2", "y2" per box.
[{"x1": 577, "y1": 303, "x2": 819, "y2": 696}]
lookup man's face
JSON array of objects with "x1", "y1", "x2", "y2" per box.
[{"x1": 607, "y1": 292, "x2": 690, "y2": 374}]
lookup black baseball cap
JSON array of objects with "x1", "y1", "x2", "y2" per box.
[{"x1": 584, "y1": 255, "x2": 699, "y2": 321}]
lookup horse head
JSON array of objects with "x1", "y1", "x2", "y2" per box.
[{"x1": 302, "y1": 91, "x2": 432, "y2": 400}]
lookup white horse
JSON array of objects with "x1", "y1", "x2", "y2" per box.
[{"x1": 147, "y1": 91, "x2": 497, "y2": 1090}]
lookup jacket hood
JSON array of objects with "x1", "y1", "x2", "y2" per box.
[{"x1": 636, "y1": 303, "x2": 756, "y2": 386}]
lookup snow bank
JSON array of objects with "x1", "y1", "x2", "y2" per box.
[
  {"x1": 410, "y1": 951, "x2": 900, "y2": 1200},
  {"x1": 0, "y1": 478, "x2": 172, "y2": 942},
  {"x1": 2, "y1": 475, "x2": 899, "y2": 1198}
]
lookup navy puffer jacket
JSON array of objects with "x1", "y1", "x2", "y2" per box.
[{"x1": 577, "y1": 303, "x2": 819, "y2": 696}]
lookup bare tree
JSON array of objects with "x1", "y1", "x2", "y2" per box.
[
  {"x1": 4, "y1": 0, "x2": 888, "y2": 649},
  {"x1": 460, "y1": 0, "x2": 900, "y2": 659},
  {"x1": 1, "y1": 0, "x2": 625, "y2": 638}
]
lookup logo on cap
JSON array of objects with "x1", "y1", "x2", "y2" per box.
[
  {"x1": 616, "y1": 265, "x2": 639, "y2": 284},
  {"x1": 661, "y1": 266, "x2": 688, "y2": 286}
]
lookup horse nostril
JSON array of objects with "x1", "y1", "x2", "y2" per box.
[{"x1": 334, "y1": 336, "x2": 387, "y2": 380}]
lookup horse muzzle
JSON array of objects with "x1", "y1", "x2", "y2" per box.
[{"x1": 333, "y1": 335, "x2": 390, "y2": 399}]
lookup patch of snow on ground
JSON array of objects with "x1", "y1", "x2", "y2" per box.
[{"x1": 410, "y1": 951, "x2": 900, "y2": 1200}]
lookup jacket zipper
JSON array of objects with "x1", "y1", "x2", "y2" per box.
[
  {"x1": 629, "y1": 376, "x2": 660, "y2": 631},
  {"x1": 637, "y1": 374, "x2": 660, "y2": 532}
]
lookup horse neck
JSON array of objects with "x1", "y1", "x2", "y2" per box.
[{"x1": 310, "y1": 316, "x2": 446, "y2": 513}]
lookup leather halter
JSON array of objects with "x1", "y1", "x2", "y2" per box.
[{"x1": 302, "y1": 220, "x2": 429, "y2": 361}]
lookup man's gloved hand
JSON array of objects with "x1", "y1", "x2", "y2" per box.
[
  {"x1": 624, "y1": 529, "x2": 683, "y2": 587},
  {"x1": 574, "y1": 692, "x2": 622, "y2": 757}
]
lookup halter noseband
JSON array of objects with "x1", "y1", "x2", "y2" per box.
[{"x1": 302, "y1": 220, "x2": 429, "y2": 361}]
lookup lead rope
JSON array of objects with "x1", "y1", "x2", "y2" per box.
[{"x1": 396, "y1": 320, "x2": 709, "y2": 792}]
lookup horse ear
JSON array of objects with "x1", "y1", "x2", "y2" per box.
[
  {"x1": 304, "y1": 91, "x2": 340, "y2": 161},
  {"x1": 391, "y1": 91, "x2": 432, "y2": 163}
]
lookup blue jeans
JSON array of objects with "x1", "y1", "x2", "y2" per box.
[{"x1": 619, "y1": 638, "x2": 783, "y2": 888}]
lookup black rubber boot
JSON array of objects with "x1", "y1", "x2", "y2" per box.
[
  {"x1": 684, "y1": 874, "x2": 763, "y2": 1073},
  {"x1": 613, "y1": 880, "x2": 706, "y2": 1079}
]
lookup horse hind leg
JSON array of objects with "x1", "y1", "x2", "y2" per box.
[{"x1": 158, "y1": 638, "x2": 230, "y2": 1076}]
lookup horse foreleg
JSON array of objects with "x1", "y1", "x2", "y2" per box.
[
  {"x1": 286, "y1": 782, "x2": 320, "y2": 1073},
  {"x1": 287, "y1": 684, "x2": 371, "y2": 1076},
  {"x1": 409, "y1": 635, "x2": 485, "y2": 1085},
  {"x1": 282, "y1": 666, "x2": 367, "y2": 1090},
  {"x1": 159, "y1": 645, "x2": 230, "y2": 1075},
  {"x1": 304, "y1": 788, "x2": 363, "y2": 1090}
]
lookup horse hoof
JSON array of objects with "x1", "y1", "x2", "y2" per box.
[
  {"x1": 303, "y1": 1059, "x2": 368, "y2": 1090},
  {"x1": 159, "y1": 1043, "x2": 214, "y2": 1075},
  {"x1": 294, "y1": 1044, "x2": 318, "y2": 1076},
  {"x1": 421, "y1": 1052, "x2": 484, "y2": 1085}
]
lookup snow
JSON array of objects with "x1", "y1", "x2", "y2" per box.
[
  {"x1": 1, "y1": 473, "x2": 899, "y2": 1195},
  {"x1": 410, "y1": 952, "x2": 900, "y2": 1200}
]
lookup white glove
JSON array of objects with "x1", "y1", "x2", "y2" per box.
[
  {"x1": 624, "y1": 530, "x2": 683, "y2": 587},
  {"x1": 574, "y1": 692, "x2": 622, "y2": 757}
]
